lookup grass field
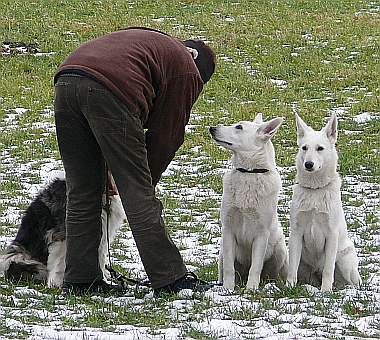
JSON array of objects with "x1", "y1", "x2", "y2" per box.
[{"x1": 0, "y1": 0, "x2": 379, "y2": 339}]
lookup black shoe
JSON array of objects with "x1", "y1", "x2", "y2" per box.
[
  {"x1": 62, "y1": 279, "x2": 124, "y2": 296},
  {"x1": 154, "y1": 272, "x2": 213, "y2": 297}
]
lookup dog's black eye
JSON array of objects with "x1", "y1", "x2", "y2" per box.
[
  {"x1": 302, "y1": 145, "x2": 307, "y2": 151},
  {"x1": 235, "y1": 124, "x2": 243, "y2": 130},
  {"x1": 317, "y1": 146, "x2": 324, "y2": 151}
]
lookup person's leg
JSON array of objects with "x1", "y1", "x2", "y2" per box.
[
  {"x1": 54, "y1": 75, "x2": 105, "y2": 284},
  {"x1": 80, "y1": 78, "x2": 187, "y2": 289}
]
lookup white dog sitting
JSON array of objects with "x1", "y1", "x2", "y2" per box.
[
  {"x1": 210, "y1": 113, "x2": 288, "y2": 291},
  {"x1": 287, "y1": 113, "x2": 361, "y2": 292}
]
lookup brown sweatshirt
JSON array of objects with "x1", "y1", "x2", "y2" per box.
[{"x1": 55, "y1": 28, "x2": 204, "y2": 186}]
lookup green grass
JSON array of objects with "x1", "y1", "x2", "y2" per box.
[{"x1": 0, "y1": 0, "x2": 379, "y2": 339}]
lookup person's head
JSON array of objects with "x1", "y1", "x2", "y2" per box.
[{"x1": 183, "y1": 40, "x2": 216, "y2": 84}]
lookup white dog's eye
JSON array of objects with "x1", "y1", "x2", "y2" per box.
[
  {"x1": 317, "y1": 146, "x2": 324, "y2": 151},
  {"x1": 235, "y1": 124, "x2": 243, "y2": 130},
  {"x1": 302, "y1": 145, "x2": 307, "y2": 151}
]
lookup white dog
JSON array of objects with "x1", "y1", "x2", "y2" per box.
[
  {"x1": 210, "y1": 113, "x2": 288, "y2": 291},
  {"x1": 287, "y1": 113, "x2": 361, "y2": 292}
]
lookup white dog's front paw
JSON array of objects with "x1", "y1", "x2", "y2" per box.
[
  {"x1": 245, "y1": 282, "x2": 259, "y2": 292},
  {"x1": 223, "y1": 277, "x2": 235, "y2": 290},
  {"x1": 320, "y1": 281, "x2": 333, "y2": 293},
  {"x1": 223, "y1": 282, "x2": 235, "y2": 291},
  {"x1": 222, "y1": 268, "x2": 235, "y2": 290},
  {"x1": 246, "y1": 277, "x2": 259, "y2": 291},
  {"x1": 286, "y1": 274, "x2": 297, "y2": 288},
  {"x1": 47, "y1": 272, "x2": 64, "y2": 288}
]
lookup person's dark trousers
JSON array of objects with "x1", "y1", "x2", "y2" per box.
[{"x1": 54, "y1": 74, "x2": 187, "y2": 288}]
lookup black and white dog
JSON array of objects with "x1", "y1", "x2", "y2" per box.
[{"x1": 0, "y1": 172, "x2": 126, "y2": 287}]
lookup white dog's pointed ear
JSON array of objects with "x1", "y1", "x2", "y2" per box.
[
  {"x1": 253, "y1": 112, "x2": 263, "y2": 124},
  {"x1": 258, "y1": 117, "x2": 283, "y2": 140},
  {"x1": 295, "y1": 113, "x2": 311, "y2": 140},
  {"x1": 323, "y1": 113, "x2": 338, "y2": 144}
]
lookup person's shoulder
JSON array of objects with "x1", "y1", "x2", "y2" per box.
[
  {"x1": 116, "y1": 27, "x2": 173, "y2": 40},
  {"x1": 121, "y1": 27, "x2": 170, "y2": 36}
]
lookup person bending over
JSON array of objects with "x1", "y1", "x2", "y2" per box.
[{"x1": 54, "y1": 27, "x2": 216, "y2": 296}]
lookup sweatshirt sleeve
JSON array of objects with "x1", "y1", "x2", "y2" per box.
[{"x1": 145, "y1": 73, "x2": 203, "y2": 186}]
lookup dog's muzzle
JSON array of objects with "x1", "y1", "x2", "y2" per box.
[
  {"x1": 209, "y1": 126, "x2": 233, "y2": 146},
  {"x1": 209, "y1": 126, "x2": 217, "y2": 136},
  {"x1": 304, "y1": 161, "x2": 314, "y2": 171}
]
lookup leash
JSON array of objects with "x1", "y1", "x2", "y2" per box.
[
  {"x1": 103, "y1": 164, "x2": 220, "y2": 296},
  {"x1": 103, "y1": 163, "x2": 152, "y2": 296}
]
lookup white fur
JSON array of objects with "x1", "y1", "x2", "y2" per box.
[
  {"x1": 46, "y1": 195, "x2": 126, "y2": 287},
  {"x1": 47, "y1": 240, "x2": 66, "y2": 287},
  {"x1": 287, "y1": 113, "x2": 361, "y2": 292},
  {"x1": 99, "y1": 194, "x2": 127, "y2": 282},
  {"x1": 211, "y1": 113, "x2": 288, "y2": 291}
]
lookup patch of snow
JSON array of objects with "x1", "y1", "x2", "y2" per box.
[
  {"x1": 353, "y1": 112, "x2": 374, "y2": 123},
  {"x1": 330, "y1": 106, "x2": 349, "y2": 116},
  {"x1": 302, "y1": 33, "x2": 313, "y2": 41},
  {"x1": 270, "y1": 79, "x2": 288, "y2": 89},
  {"x1": 225, "y1": 17, "x2": 235, "y2": 22}
]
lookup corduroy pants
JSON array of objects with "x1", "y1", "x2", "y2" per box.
[{"x1": 54, "y1": 74, "x2": 187, "y2": 288}]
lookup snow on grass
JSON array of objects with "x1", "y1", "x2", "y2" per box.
[
  {"x1": 352, "y1": 112, "x2": 377, "y2": 124},
  {"x1": 270, "y1": 79, "x2": 288, "y2": 90},
  {"x1": 29, "y1": 326, "x2": 181, "y2": 340},
  {"x1": 1, "y1": 43, "x2": 56, "y2": 57},
  {"x1": 0, "y1": 95, "x2": 379, "y2": 340}
]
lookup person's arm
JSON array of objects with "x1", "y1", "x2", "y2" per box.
[{"x1": 146, "y1": 73, "x2": 203, "y2": 186}]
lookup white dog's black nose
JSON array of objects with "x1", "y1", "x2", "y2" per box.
[
  {"x1": 305, "y1": 161, "x2": 314, "y2": 171},
  {"x1": 209, "y1": 126, "x2": 216, "y2": 135}
]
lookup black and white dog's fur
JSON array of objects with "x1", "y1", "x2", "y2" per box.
[{"x1": 0, "y1": 172, "x2": 126, "y2": 287}]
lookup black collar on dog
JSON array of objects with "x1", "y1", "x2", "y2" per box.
[{"x1": 236, "y1": 168, "x2": 269, "y2": 173}]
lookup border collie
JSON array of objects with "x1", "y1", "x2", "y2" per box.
[{"x1": 0, "y1": 172, "x2": 126, "y2": 287}]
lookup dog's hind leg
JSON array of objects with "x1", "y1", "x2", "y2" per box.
[
  {"x1": 0, "y1": 254, "x2": 14, "y2": 274},
  {"x1": 4, "y1": 257, "x2": 47, "y2": 282},
  {"x1": 218, "y1": 241, "x2": 223, "y2": 284},
  {"x1": 335, "y1": 247, "x2": 361, "y2": 287},
  {"x1": 47, "y1": 241, "x2": 66, "y2": 287},
  {"x1": 1, "y1": 245, "x2": 48, "y2": 282},
  {"x1": 272, "y1": 237, "x2": 289, "y2": 280}
]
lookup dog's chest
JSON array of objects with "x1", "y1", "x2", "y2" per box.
[
  {"x1": 292, "y1": 183, "x2": 341, "y2": 256},
  {"x1": 292, "y1": 182, "x2": 340, "y2": 213},
  {"x1": 224, "y1": 172, "x2": 279, "y2": 211},
  {"x1": 297, "y1": 209, "x2": 329, "y2": 260},
  {"x1": 234, "y1": 215, "x2": 262, "y2": 241}
]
